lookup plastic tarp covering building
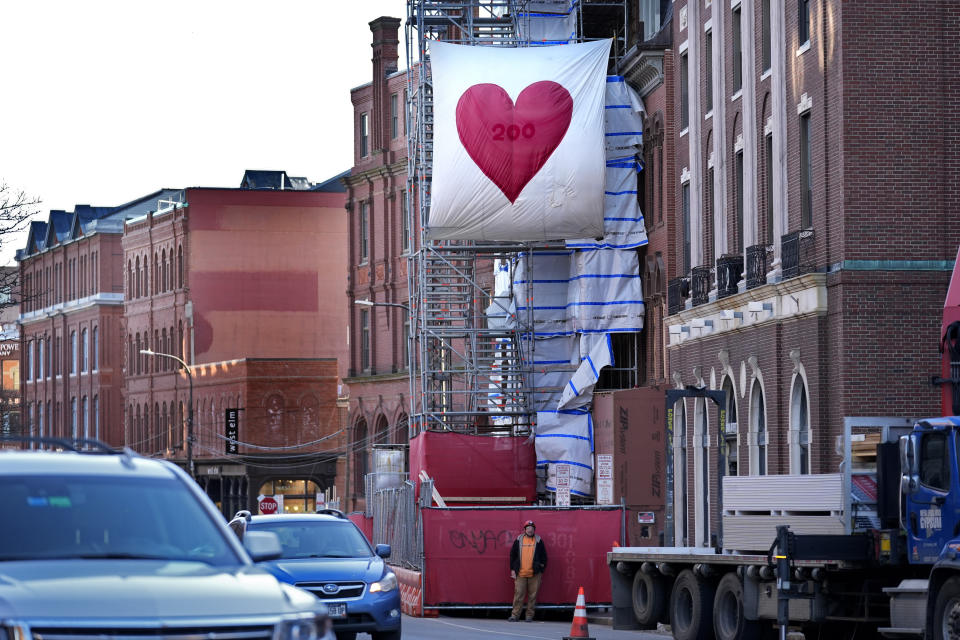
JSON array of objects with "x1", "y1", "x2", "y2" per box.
[
  {"x1": 420, "y1": 507, "x2": 621, "y2": 606},
  {"x1": 428, "y1": 40, "x2": 610, "y2": 240},
  {"x1": 517, "y1": 1, "x2": 578, "y2": 45},
  {"x1": 409, "y1": 431, "x2": 537, "y2": 503}
]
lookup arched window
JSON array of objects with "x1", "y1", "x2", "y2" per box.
[
  {"x1": 354, "y1": 419, "x2": 369, "y2": 495},
  {"x1": 673, "y1": 400, "x2": 688, "y2": 546},
  {"x1": 693, "y1": 399, "x2": 710, "y2": 547},
  {"x1": 70, "y1": 397, "x2": 78, "y2": 440},
  {"x1": 128, "y1": 334, "x2": 134, "y2": 373},
  {"x1": 153, "y1": 252, "x2": 159, "y2": 295},
  {"x1": 128, "y1": 260, "x2": 133, "y2": 297},
  {"x1": 81, "y1": 328, "x2": 88, "y2": 372},
  {"x1": 82, "y1": 396, "x2": 89, "y2": 439},
  {"x1": 154, "y1": 403, "x2": 160, "y2": 450},
  {"x1": 178, "y1": 321, "x2": 184, "y2": 358},
  {"x1": 70, "y1": 331, "x2": 77, "y2": 375},
  {"x1": 161, "y1": 249, "x2": 168, "y2": 292},
  {"x1": 135, "y1": 256, "x2": 141, "y2": 298},
  {"x1": 750, "y1": 380, "x2": 767, "y2": 475},
  {"x1": 791, "y1": 376, "x2": 811, "y2": 474},
  {"x1": 161, "y1": 329, "x2": 168, "y2": 370},
  {"x1": 154, "y1": 330, "x2": 160, "y2": 372},
  {"x1": 93, "y1": 395, "x2": 99, "y2": 441},
  {"x1": 135, "y1": 404, "x2": 142, "y2": 447},
  {"x1": 161, "y1": 402, "x2": 168, "y2": 451},
  {"x1": 375, "y1": 415, "x2": 390, "y2": 446},
  {"x1": 177, "y1": 245, "x2": 184, "y2": 288},
  {"x1": 722, "y1": 377, "x2": 739, "y2": 476},
  {"x1": 92, "y1": 326, "x2": 98, "y2": 370}
]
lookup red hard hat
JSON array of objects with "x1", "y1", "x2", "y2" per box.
[{"x1": 523, "y1": 520, "x2": 535, "y2": 528}]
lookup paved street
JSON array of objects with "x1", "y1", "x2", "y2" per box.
[{"x1": 351, "y1": 615, "x2": 666, "y2": 639}]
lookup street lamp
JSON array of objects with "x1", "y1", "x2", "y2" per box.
[
  {"x1": 141, "y1": 349, "x2": 194, "y2": 479},
  {"x1": 354, "y1": 298, "x2": 410, "y2": 311}
]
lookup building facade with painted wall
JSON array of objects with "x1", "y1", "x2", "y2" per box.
[{"x1": 121, "y1": 176, "x2": 350, "y2": 515}]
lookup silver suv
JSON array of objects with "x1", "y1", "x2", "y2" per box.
[{"x1": 0, "y1": 438, "x2": 332, "y2": 640}]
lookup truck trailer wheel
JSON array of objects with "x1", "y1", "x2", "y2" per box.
[
  {"x1": 713, "y1": 572, "x2": 763, "y2": 640},
  {"x1": 670, "y1": 569, "x2": 716, "y2": 640},
  {"x1": 633, "y1": 569, "x2": 669, "y2": 628},
  {"x1": 934, "y1": 577, "x2": 960, "y2": 640}
]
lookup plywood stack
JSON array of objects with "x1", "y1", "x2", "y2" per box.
[{"x1": 722, "y1": 474, "x2": 846, "y2": 552}]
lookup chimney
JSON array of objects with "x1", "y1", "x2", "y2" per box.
[{"x1": 369, "y1": 16, "x2": 401, "y2": 154}]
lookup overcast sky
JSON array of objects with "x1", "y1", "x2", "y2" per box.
[{"x1": 0, "y1": 0, "x2": 408, "y2": 263}]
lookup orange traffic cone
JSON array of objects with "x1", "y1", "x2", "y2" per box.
[{"x1": 562, "y1": 586, "x2": 595, "y2": 640}]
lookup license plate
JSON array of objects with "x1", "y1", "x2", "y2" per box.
[{"x1": 327, "y1": 603, "x2": 347, "y2": 618}]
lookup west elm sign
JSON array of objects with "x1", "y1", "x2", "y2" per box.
[{"x1": 225, "y1": 409, "x2": 239, "y2": 454}]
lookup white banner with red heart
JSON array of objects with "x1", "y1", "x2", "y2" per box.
[{"x1": 428, "y1": 39, "x2": 610, "y2": 241}]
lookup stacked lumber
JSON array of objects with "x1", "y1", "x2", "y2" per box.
[{"x1": 722, "y1": 474, "x2": 846, "y2": 552}]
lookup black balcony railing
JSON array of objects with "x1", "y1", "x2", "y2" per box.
[
  {"x1": 716, "y1": 254, "x2": 744, "y2": 299},
  {"x1": 745, "y1": 244, "x2": 768, "y2": 290},
  {"x1": 782, "y1": 229, "x2": 815, "y2": 280},
  {"x1": 667, "y1": 277, "x2": 689, "y2": 315},
  {"x1": 691, "y1": 266, "x2": 711, "y2": 306}
]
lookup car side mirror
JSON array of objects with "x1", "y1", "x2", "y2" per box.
[
  {"x1": 375, "y1": 544, "x2": 391, "y2": 558},
  {"x1": 899, "y1": 434, "x2": 920, "y2": 495},
  {"x1": 244, "y1": 531, "x2": 283, "y2": 562}
]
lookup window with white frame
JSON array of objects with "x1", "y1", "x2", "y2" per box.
[
  {"x1": 359, "y1": 202, "x2": 369, "y2": 263},
  {"x1": 70, "y1": 331, "x2": 77, "y2": 375},
  {"x1": 732, "y1": 5, "x2": 743, "y2": 91},
  {"x1": 82, "y1": 396, "x2": 89, "y2": 439},
  {"x1": 798, "y1": 0, "x2": 810, "y2": 45},
  {"x1": 94, "y1": 395, "x2": 100, "y2": 441},
  {"x1": 791, "y1": 377, "x2": 811, "y2": 474},
  {"x1": 401, "y1": 191, "x2": 411, "y2": 254},
  {"x1": 391, "y1": 94, "x2": 399, "y2": 139},
  {"x1": 92, "y1": 326, "x2": 99, "y2": 370},
  {"x1": 722, "y1": 377, "x2": 739, "y2": 476},
  {"x1": 750, "y1": 380, "x2": 767, "y2": 475},
  {"x1": 674, "y1": 400, "x2": 688, "y2": 545},
  {"x1": 37, "y1": 339, "x2": 44, "y2": 379},
  {"x1": 360, "y1": 112, "x2": 369, "y2": 157},
  {"x1": 71, "y1": 396, "x2": 78, "y2": 439},
  {"x1": 27, "y1": 341, "x2": 33, "y2": 381},
  {"x1": 680, "y1": 52, "x2": 689, "y2": 130},
  {"x1": 81, "y1": 328, "x2": 88, "y2": 372}
]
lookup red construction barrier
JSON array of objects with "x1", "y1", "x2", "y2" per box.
[
  {"x1": 348, "y1": 512, "x2": 373, "y2": 543},
  {"x1": 420, "y1": 507, "x2": 620, "y2": 607},
  {"x1": 410, "y1": 431, "x2": 537, "y2": 504}
]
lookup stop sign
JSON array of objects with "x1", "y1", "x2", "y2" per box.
[{"x1": 259, "y1": 497, "x2": 279, "y2": 514}]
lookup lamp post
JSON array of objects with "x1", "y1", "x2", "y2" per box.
[
  {"x1": 141, "y1": 349, "x2": 194, "y2": 479},
  {"x1": 353, "y1": 298, "x2": 410, "y2": 311}
]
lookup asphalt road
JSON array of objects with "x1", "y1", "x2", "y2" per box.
[{"x1": 350, "y1": 614, "x2": 668, "y2": 639}]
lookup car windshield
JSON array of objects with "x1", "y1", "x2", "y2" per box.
[
  {"x1": 251, "y1": 520, "x2": 373, "y2": 559},
  {"x1": 0, "y1": 474, "x2": 242, "y2": 566}
]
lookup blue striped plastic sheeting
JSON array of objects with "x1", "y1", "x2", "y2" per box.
[
  {"x1": 513, "y1": 252, "x2": 573, "y2": 334},
  {"x1": 567, "y1": 157, "x2": 648, "y2": 249},
  {"x1": 535, "y1": 408, "x2": 594, "y2": 496},
  {"x1": 557, "y1": 333, "x2": 614, "y2": 410},
  {"x1": 568, "y1": 249, "x2": 645, "y2": 333},
  {"x1": 517, "y1": 1, "x2": 578, "y2": 44},
  {"x1": 605, "y1": 76, "x2": 645, "y2": 152},
  {"x1": 520, "y1": 334, "x2": 579, "y2": 412}
]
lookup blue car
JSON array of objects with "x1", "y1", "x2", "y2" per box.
[{"x1": 229, "y1": 510, "x2": 402, "y2": 640}]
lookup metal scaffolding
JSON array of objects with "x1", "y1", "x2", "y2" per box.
[{"x1": 405, "y1": 0, "x2": 628, "y2": 437}]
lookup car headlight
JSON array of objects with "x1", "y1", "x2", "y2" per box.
[
  {"x1": 282, "y1": 619, "x2": 319, "y2": 640},
  {"x1": 369, "y1": 571, "x2": 398, "y2": 593}
]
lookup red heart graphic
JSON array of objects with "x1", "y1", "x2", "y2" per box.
[{"x1": 456, "y1": 81, "x2": 573, "y2": 203}]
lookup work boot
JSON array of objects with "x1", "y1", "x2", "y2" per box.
[{"x1": 507, "y1": 615, "x2": 519, "y2": 622}]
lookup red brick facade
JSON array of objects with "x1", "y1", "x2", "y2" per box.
[
  {"x1": 344, "y1": 17, "x2": 413, "y2": 512},
  {"x1": 625, "y1": 1, "x2": 959, "y2": 545}
]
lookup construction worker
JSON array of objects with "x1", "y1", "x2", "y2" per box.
[{"x1": 508, "y1": 519, "x2": 547, "y2": 621}]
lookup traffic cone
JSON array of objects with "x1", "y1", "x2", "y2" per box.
[{"x1": 562, "y1": 586, "x2": 595, "y2": 640}]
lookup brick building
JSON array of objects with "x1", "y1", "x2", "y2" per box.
[
  {"x1": 17, "y1": 192, "x2": 181, "y2": 447},
  {"x1": 343, "y1": 17, "x2": 414, "y2": 511},
  {"x1": 121, "y1": 174, "x2": 350, "y2": 515},
  {"x1": 642, "y1": 0, "x2": 959, "y2": 546}
]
